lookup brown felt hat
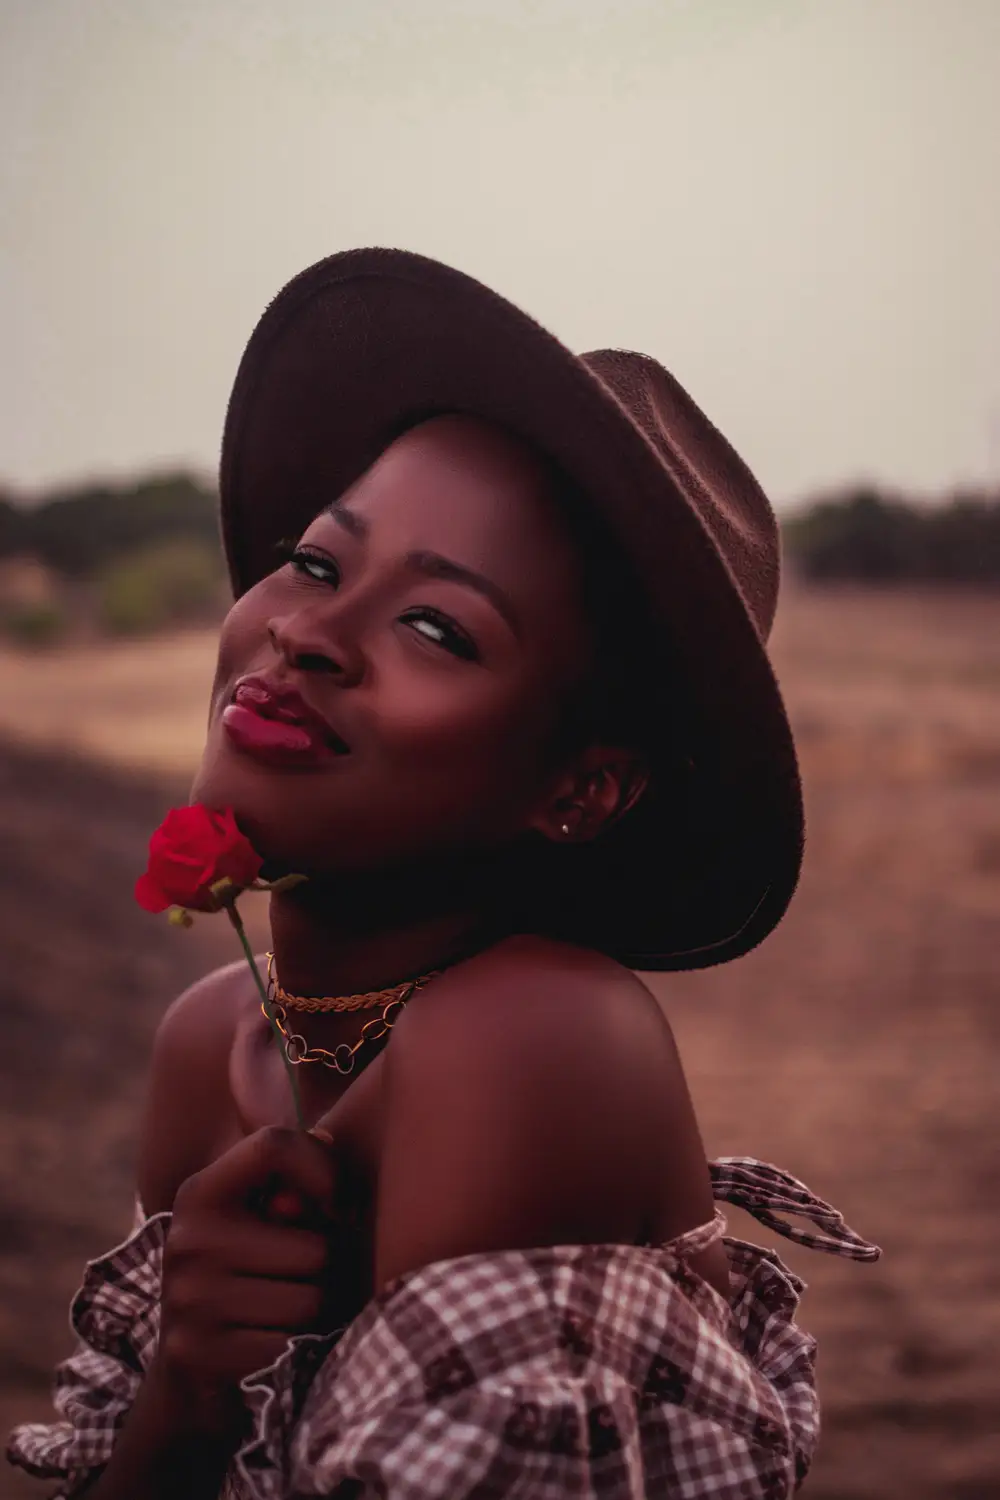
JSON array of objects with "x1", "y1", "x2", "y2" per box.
[{"x1": 219, "y1": 248, "x2": 803, "y2": 971}]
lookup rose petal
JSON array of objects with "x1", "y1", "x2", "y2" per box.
[
  {"x1": 135, "y1": 872, "x2": 171, "y2": 913},
  {"x1": 136, "y1": 804, "x2": 264, "y2": 914}
]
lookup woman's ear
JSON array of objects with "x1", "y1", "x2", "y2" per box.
[{"x1": 529, "y1": 744, "x2": 649, "y2": 845}]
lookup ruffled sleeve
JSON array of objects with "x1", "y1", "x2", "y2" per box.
[
  {"x1": 8, "y1": 1162, "x2": 879, "y2": 1500},
  {"x1": 230, "y1": 1160, "x2": 879, "y2": 1500},
  {"x1": 6, "y1": 1209, "x2": 168, "y2": 1498}
]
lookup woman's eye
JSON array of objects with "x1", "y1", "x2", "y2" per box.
[
  {"x1": 289, "y1": 547, "x2": 340, "y2": 585},
  {"x1": 273, "y1": 546, "x2": 477, "y2": 661},
  {"x1": 400, "y1": 608, "x2": 479, "y2": 662}
]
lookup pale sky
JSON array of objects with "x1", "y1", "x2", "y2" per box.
[{"x1": 2, "y1": 0, "x2": 998, "y2": 507}]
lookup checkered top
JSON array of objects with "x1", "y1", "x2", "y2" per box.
[{"x1": 8, "y1": 1158, "x2": 879, "y2": 1498}]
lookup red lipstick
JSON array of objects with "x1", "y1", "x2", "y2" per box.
[{"x1": 222, "y1": 677, "x2": 349, "y2": 769}]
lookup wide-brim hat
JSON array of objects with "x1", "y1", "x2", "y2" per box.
[{"x1": 219, "y1": 248, "x2": 803, "y2": 971}]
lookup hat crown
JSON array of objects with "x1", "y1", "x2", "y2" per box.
[{"x1": 580, "y1": 349, "x2": 780, "y2": 642}]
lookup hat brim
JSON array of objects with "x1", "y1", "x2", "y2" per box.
[{"x1": 220, "y1": 248, "x2": 803, "y2": 970}]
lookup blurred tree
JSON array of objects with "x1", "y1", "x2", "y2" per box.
[
  {"x1": 0, "y1": 494, "x2": 29, "y2": 559},
  {"x1": 783, "y1": 487, "x2": 1000, "y2": 584},
  {"x1": 4, "y1": 471, "x2": 999, "y2": 592},
  {"x1": 1, "y1": 474, "x2": 220, "y2": 577}
]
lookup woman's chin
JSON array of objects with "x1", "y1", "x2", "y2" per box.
[
  {"x1": 189, "y1": 759, "x2": 296, "y2": 869},
  {"x1": 188, "y1": 756, "x2": 230, "y2": 819}
]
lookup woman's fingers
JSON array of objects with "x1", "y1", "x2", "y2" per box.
[
  {"x1": 176, "y1": 1125, "x2": 338, "y2": 1223},
  {"x1": 214, "y1": 1275, "x2": 326, "y2": 1333}
]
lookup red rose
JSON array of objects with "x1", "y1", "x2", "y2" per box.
[{"x1": 135, "y1": 805, "x2": 263, "y2": 914}]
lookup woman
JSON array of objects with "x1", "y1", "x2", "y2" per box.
[{"x1": 9, "y1": 249, "x2": 878, "y2": 1499}]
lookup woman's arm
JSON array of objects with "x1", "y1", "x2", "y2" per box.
[
  {"x1": 17, "y1": 969, "x2": 337, "y2": 1500},
  {"x1": 73, "y1": 1366, "x2": 238, "y2": 1500},
  {"x1": 137, "y1": 961, "x2": 248, "y2": 1216},
  {"x1": 76, "y1": 1124, "x2": 336, "y2": 1500}
]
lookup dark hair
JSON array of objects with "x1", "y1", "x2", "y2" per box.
[{"x1": 543, "y1": 465, "x2": 671, "y2": 764}]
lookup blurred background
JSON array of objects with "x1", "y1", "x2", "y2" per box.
[{"x1": 1, "y1": 2, "x2": 998, "y2": 1496}]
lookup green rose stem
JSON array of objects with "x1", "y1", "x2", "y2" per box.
[{"x1": 222, "y1": 897, "x2": 306, "y2": 1133}]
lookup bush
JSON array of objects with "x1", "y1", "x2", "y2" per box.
[
  {"x1": 0, "y1": 497, "x2": 29, "y2": 557},
  {"x1": 782, "y1": 489, "x2": 1000, "y2": 585},
  {"x1": 97, "y1": 537, "x2": 226, "y2": 636},
  {"x1": 1, "y1": 474, "x2": 219, "y2": 578},
  {"x1": 1, "y1": 601, "x2": 67, "y2": 649}
]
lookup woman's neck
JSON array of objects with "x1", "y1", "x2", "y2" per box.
[
  {"x1": 267, "y1": 892, "x2": 492, "y2": 1000},
  {"x1": 254, "y1": 862, "x2": 520, "y2": 1116},
  {"x1": 261, "y1": 881, "x2": 498, "y2": 1091}
]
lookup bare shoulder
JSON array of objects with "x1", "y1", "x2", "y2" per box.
[
  {"x1": 377, "y1": 936, "x2": 716, "y2": 1287},
  {"x1": 394, "y1": 933, "x2": 680, "y2": 1100},
  {"x1": 400, "y1": 930, "x2": 663, "y2": 1017},
  {"x1": 137, "y1": 959, "x2": 257, "y2": 1216}
]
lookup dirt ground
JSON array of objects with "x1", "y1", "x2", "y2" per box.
[{"x1": 0, "y1": 584, "x2": 998, "y2": 1499}]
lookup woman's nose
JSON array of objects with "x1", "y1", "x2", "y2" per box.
[{"x1": 267, "y1": 610, "x2": 364, "y2": 686}]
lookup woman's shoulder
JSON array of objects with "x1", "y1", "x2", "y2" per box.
[
  {"x1": 392, "y1": 934, "x2": 680, "y2": 1139},
  {"x1": 448, "y1": 930, "x2": 657, "y2": 997},
  {"x1": 402, "y1": 932, "x2": 673, "y2": 1062},
  {"x1": 156, "y1": 954, "x2": 259, "y2": 1030},
  {"x1": 377, "y1": 934, "x2": 710, "y2": 1279},
  {"x1": 393, "y1": 933, "x2": 677, "y2": 1129},
  {"x1": 136, "y1": 959, "x2": 258, "y2": 1215}
]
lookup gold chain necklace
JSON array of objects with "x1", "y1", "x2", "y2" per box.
[
  {"x1": 263, "y1": 955, "x2": 440, "y2": 1076},
  {"x1": 265, "y1": 952, "x2": 441, "y2": 1012}
]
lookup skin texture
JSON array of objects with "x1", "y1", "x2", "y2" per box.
[{"x1": 88, "y1": 417, "x2": 728, "y2": 1497}]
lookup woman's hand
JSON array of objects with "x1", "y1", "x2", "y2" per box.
[{"x1": 151, "y1": 1125, "x2": 337, "y2": 1439}]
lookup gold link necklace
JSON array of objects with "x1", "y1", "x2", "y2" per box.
[{"x1": 263, "y1": 954, "x2": 441, "y2": 1076}]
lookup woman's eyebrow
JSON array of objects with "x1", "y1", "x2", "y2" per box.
[
  {"x1": 406, "y1": 551, "x2": 521, "y2": 637},
  {"x1": 325, "y1": 503, "x2": 520, "y2": 636},
  {"x1": 325, "y1": 503, "x2": 368, "y2": 541}
]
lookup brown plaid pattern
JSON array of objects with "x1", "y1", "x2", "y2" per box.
[{"x1": 8, "y1": 1159, "x2": 879, "y2": 1498}]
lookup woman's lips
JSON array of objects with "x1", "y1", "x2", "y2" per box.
[{"x1": 221, "y1": 678, "x2": 349, "y2": 769}]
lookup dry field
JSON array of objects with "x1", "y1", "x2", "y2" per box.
[{"x1": 0, "y1": 584, "x2": 998, "y2": 1499}]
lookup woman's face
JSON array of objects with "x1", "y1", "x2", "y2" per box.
[{"x1": 192, "y1": 416, "x2": 596, "y2": 876}]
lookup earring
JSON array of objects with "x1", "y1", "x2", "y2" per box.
[{"x1": 560, "y1": 822, "x2": 572, "y2": 837}]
